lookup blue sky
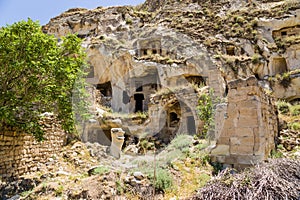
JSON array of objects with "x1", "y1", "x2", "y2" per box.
[{"x1": 0, "y1": 0, "x2": 145, "y2": 27}]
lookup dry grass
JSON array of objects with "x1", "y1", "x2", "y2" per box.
[{"x1": 192, "y1": 158, "x2": 300, "y2": 200}]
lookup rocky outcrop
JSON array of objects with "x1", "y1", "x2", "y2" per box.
[{"x1": 41, "y1": 0, "x2": 300, "y2": 168}]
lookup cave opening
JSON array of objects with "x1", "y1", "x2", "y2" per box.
[
  {"x1": 272, "y1": 57, "x2": 288, "y2": 75},
  {"x1": 186, "y1": 75, "x2": 207, "y2": 86},
  {"x1": 226, "y1": 45, "x2": 235, "y2": 56},
  {"x1": 96, "y1": 81, "x2": 112, "y2": 97},
  {"x1": 169, "y1": 112, "x2": 179, "y2": 127},
  {"x1": 134, "y1": 93, "x2": 144, "y2": 113}
]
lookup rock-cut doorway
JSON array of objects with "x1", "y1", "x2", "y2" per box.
[{"x1": 134, "y1": 93, "x2": 144, "y2": 113}]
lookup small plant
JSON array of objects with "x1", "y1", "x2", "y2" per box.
[
  {"x1": 188, "y1": 13, "x2": 194, "y2": 18},
  {"x1": 288, "y1": 122, "x2": 300, "y2": 131},
  {"x1": 166, "y1": 58, "x2": 175, "y2": 64},
  {"x1": 290, "y1": 104, "x2": 300, "y2": 116},
  {"x1": 251, "y1": 54, "x2": 261, "y2": 64},
  {"x1": 210, "y1": 161, "x2": 223, "y2": 175},
  {"x1": 170, "y1": 134, "x2": 192, "y2": 151},
  {"x1": 197, "y1": 89, "x2": 215, "y2": 136},
  {"x1": 271, "y1": 149, "x2": 284, "y2": 158},
  {"x1": 279, "y1": 72, "x2": 291, "y2": 88},
  {"x1": 197, "y1": 173, "x2": 211, "y2": 188},
  {"x1": 116, "y1": 180, "x2": 125, "y2": 194},
  {"x1": 21, "y1": 190, "x2": 33, "y2": 197},
  {"x1": 276, "y1": 100, "x2": 290, "y2": 114},
  {"x1": 149, "y1": 167, "x2": 173, "y2": 192},
  {"x1": 199, "y1": 153, "x2": 211, "y2": 166},
  {"x1": 140, "y1": 139, "x2": 155, "y2": 154},
  {"x1": 55, "y1": 185, "x2": 64, "y2": 196},
  {"x1": 125, "y1": 18, "x2": 133, "y2": 25},
  {"x1": 135, "y1": 111, "x2": 148, "y2": 119},
  {"x1": 90, "y1": 165, "x2": 110, "y2": 175}
]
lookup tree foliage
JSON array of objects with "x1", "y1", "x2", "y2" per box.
[
  {"x1": 197, "y1": 89, "x2": 214, "y2": 136},
  {"x1": 0, "y1": 19, "x2": 89, "y2": 140}
]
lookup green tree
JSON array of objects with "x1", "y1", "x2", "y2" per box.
[
  {"x1": 0, "y1": 19, "x2": 89, "y2": 140},
  {"x1": 197, "y1": 89, "x2": 214, "y2": 137}
]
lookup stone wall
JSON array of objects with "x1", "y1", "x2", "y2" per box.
[
  {"x1": 212, "y1": 76, "x2": 278, "y2": 169},
  {"x1": 0, "y1": 115, "x2": 67, "y2": 179}
]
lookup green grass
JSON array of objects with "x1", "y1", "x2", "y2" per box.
[
  {"x1": 197, "y1": 173, "x2": 211, "y2": 188},
  {"x1": 288, "y1": 122, "x2": 300, "y2": 131},
  {"x1": 20, "y1": 190, "x2": 33, "y2": 197},
  {"x1": 90, "y1": 165, "x2": 110, "y2": 175},
  {"x1": 271, "y1": 149, "x2": 284, "y2": 158},
  {"x1": 290, "y1": 105, "x2": 300, "y2": 116}
]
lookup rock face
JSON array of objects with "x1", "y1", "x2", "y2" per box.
[
  {"x1": 212, "y1": 76, "x2": 278, "y2": 169},
  {"x1": 41, "y1": 0, "x2": 300, "y2": 168}
]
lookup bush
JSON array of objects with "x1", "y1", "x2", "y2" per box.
[
  {"x1": 290, "y1": 105, "x2": 300, "y2": 116},
  {"x1": 150, "y1": 168, "x2": 173, "y2": 192},
  {"x1": 197, "y1": 89, "x2": 215, "y2": 136},
  {"x1": 288, "y1": 122, "x2": 300, "y2": 131},
  {"x1": 276, "y1": 100, "x2": 290, "y2": 114},
  {"x1": 279, "y1": 72, "x2": 291, "y2": 88},
  {"x1": 270, "y1": 149, "x2": 284, "y2": 158},
  {"x1": 251, "y1": 54, "x2": 261, "y2": 64},
  {"x1": 158, "y1": 134, "x2": 193, "y2": 166},
  {"x1": 169, "y1": 134, "x2": 192, "y2": 150}
]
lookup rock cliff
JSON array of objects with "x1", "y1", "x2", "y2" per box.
[{"x1": 43, "y1": 0, "x2": 300, "y2": 167}]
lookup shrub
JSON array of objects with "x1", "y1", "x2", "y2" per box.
[
  {"x1": 197, "y1": 90, "x2": 214, "y2": 136},
  {"x1": 279, "y1": 72, "x2": 291, "y2": 88},
  {"x1": 290, "y1": 105, "x2": 300, "y2": 116},
  {"x1": 270, "y1": 149, "x2": 284, "y2": 158},
  {"x1": 251, "y1": 54, "x2": 261, "y2": 64},
  {"x1": 125, "y1": 18, "x2": 133, "y2": 25},
  {"x1": 276, "y1": 100, "x2": 290, "y2": 114},
  {"x1": 288, "y1": 122, "x2": 300, "y2": 131},
  {"x1": 169, "y1": 134, "x2": 192, "y2": 150},
  {"x1": 150, "y1": 168, "x2": 173, "y2": 192},
  {"x1": 158, "y1": 134, "x2": 193, "y2": 166},
  {"x1": 55, "y1": 185, "x2": 64, "y2": 196}
]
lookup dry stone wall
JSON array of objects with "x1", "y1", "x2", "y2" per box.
[
  {"x1": 0, "y1": 115, "x2": 67, "y2": 179},
  {"x1": 212, "y1": 76, "x2": 278, "y2": 169}
]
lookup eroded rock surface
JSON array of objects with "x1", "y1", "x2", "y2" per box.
[{"x1": 41, "y1": 0, "x2": 300, "y2": 168}]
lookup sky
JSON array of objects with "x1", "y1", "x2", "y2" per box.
[{"x1": 0, "y1": 0, "x2": 145, "y2": 27}]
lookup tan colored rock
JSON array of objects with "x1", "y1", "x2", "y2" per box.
[
  {"x1": 211, "y1": 145, "x2": 230, "y2": 156},
  {"x1": 213, "y1": 78, "x2": 277, "y2": 167},
  {"x1": 109, "y1": 128, "x2": 125, "y2": 159}
]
